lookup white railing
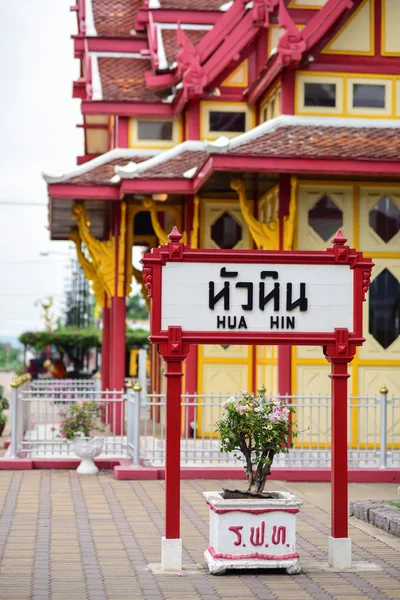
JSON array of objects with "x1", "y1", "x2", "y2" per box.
[
  {"x1": 127, "y1": 387, "x2": 400, "y2": 469},
  {"x1": 12, "y1": 387, "x2": 125, "y2": 458},
  {"x1": 10, "y1": 381, "x2": 400, "y2": 468},
  {"x1": 31, "y1": 378, "x2": 99, "y2": 391}
]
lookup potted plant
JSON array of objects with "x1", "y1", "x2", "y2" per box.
[
  {"x1": 0, "y1": 386, "x2": 9, "y2": 437},
  {"x1": 58, "y1": 400, "x2": 104, "y2": 474},
  {"x1": 203, "y1": 387, "x2": 302, "y2": 575}
]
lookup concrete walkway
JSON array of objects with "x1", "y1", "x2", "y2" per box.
[{"x1": 0, "y1": 472, "x2": 399, "y2": 599}]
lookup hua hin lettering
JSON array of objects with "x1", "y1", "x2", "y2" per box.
[{"x1": 209, "y1": 268, "x2": 308, "y2": 330}]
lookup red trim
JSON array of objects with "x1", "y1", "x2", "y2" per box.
[
  {"x1": 81, "y1": 101, "x2": 175, "y2": 117},
  {"x1": 117, "y1": 117, "x2": 129, "y2": 148},
  {"x1": 143, "y1": 238, "x2": 372, "y2": 349},
  {"x1": 212, "y1": 155, "x2": 400, "y2": 178},
  {"x1": 206, "y1": 501, "x2": 299, "y2": 515},
  {"x1": 84, "y1": 37, "x2": 148, "y2": 54},
  {"x1": 207, "y1": 545, "x2": 299, "y2": 561},
  {"x1": 135, "y1": 9, "x2": 220, "y2": 31},
  {"x1": 302, "y1": 60, "x2": 400, "y2": 74},
  {"x1": 1, "y1": 460, "x2": 399, "y2": 482},
  {"x1": 76, "y1": 154, "x2": 101, "y2": 165},
  {"x1": 48, "y1": 183, "x2": 119, "y2": 200},
  {"x1": 120, "y1": 179, "x2": 194, "y2": 195}
]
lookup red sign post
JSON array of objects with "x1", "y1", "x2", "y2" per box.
[{"x1": 142, "y1": 228, "x2": 373, "y2": 571}]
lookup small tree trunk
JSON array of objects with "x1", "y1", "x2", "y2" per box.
[{"x1": 247, "y1": 472, "x2": 267, "y2": 494}]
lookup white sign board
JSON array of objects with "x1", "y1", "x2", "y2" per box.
[{"x1": 161, "y1": 263, "x2": 353, "y2": 333}]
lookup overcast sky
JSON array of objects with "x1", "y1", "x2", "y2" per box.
[{"x1": 0, "y1": 1, "x2": 83, "y2": 339}]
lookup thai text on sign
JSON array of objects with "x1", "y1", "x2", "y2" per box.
[{"x1": 161, "y1": 262, "x2": 353, "y2": 333}]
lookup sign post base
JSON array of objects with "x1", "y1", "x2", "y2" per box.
[
  {"x1": 161, "y1": 537, "x2": 182, "y2": 571},
  {"x1": 328, "y1": 536, "x2": 352, "y2": 570}
]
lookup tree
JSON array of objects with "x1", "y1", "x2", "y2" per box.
[
  {"x1": 126, "y1": 293, "x2": 148, "y2": 320},
  {"x1": 0, "y1": 343, "x2": 21, "y2": 370}
]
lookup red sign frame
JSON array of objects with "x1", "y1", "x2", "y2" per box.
[
  {"x1": 141, "y1": 228, "x2": 374, "y2": 565},
  {"x1": 142, "y1": 228, "x2": 372, "y2": 349}
]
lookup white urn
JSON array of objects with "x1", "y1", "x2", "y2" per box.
[
  {"x1": 72, "y1": 437, "x2": 104, "y2": 474},
  {"x1": 203, "y1": 491, "x2": 302, "y2": 575}
]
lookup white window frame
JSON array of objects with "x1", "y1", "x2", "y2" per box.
[
  {"x1": 346, "y1": 77, "x2": 393, "y2": 116},
  {"x1": 296, "y1": 74, "x2": 344, "y2": 115},
  {"x1": 129, "y1": 117, "x2": 181, "y2": 148},
  {"x1": 200, "y1": 102, "x2": 254, "y2": 140}
]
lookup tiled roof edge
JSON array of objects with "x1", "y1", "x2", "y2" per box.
[
  {"x1": 115, "y1": 140, "x2": 206, "y2": 178},
  {"x1": 42, "y1": 148, "x2": 160, "y2": 184},
  {"x1": 228, "y1": 115, "x2": 400, "y2": 151}
]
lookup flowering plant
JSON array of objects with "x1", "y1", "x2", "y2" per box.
[
  {"x1": 215, "y1": 387, "x2": 297, "y2": 494},
  {"x1": 58, "y1": 401, "x2": 104, "y2": 440}
]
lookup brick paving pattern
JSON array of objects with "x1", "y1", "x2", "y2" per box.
[{"x1": 0, "y1": 472, "x2": 398, "y2": 599}]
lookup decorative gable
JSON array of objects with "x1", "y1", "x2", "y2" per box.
[
  {"x1": 321, "y1": 0, "x2": 374, "y2": 56},
  {"x1": 221, "y1": 61, "x2": 248, "y2": 88},
  {"x1": 382, "y1": 0, "x2": 400, "y2": 56},
  {"x1": 288, "y1": 0, "x2": 328, "y2": 6}
]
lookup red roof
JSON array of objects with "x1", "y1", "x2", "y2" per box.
[
  {"x1": 46, "y1": 120, "x2": 400, "y2": 186},
  {"x1": 68, "y1": 157, "x2": 150, "y2": 185},
  {"x1": 98, "y1": 58, "x2": 161, "y2": 102},
  {"x1": 135, "y1": 150, "x2": 209, "y2": 179},
  {"x1": 233, "y1": 126, "x2": 400, "y2": 161},
  {"x1": 162, "y1": 29, "x2": 208, "y2": 65},
  {"x1": 92, "y1": 0, "x2": 142, "y2": 37},
  {"x1": 159, "y1": 0, "x2": 227, "y2": 9}
]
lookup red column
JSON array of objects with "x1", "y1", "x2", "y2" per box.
[
  {"x1": 164, "y1": 356, "x2": 185, "y2": 539},
  {"x1": 329, "y1": 358, "x2": 351, "y2": 539},
  {"x1": 278, "y1": 346, "x2": 291, "y2": 397},
  {"x1": 278, "y1": 175, "x2": 292, "y2": 398},
  {"x1": 111, "y1": 203, "x2": 126, "y2": 435},
  {"x1": 280, "y1": 70, "x2": 295, "y2": 115},
  {"x1": 101, "y1": 294, "x2": 111, "y2": 391},
  {"x1": 187, "y1": 101, "x2": 200, "y2": 140},
  {"x1": 184, "y1": 345, "x2": 197, "y2": 436}
]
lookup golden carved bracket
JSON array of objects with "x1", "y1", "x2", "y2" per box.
[
  {"x1": 69, "y1": 229, "x2": 107, "y2": 308},
  {"x1": 141, "y1": 196, "x2": 200, "y2": 249},
  {"x1": 231, "y1": 178, "x2": 297, "y2": 251}
]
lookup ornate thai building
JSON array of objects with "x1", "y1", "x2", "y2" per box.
[{"x1": 44, "y1": 0, "x2": 400, "y2": 445}]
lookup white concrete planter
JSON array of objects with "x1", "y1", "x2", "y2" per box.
[
  {"x1": 72, "y1": 437, "x2": 104, "y2": 474},
  {"x1": 203, "y1": 491, "x2": 303, "y2": 575}
]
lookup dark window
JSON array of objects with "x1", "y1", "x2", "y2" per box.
[
  {"x1": 209, "y1": 111, "x2": 246, "y2": 132},
  {"x1": 304, "y1": 83, "x2": 336, "y2": 107},
  {"x1": 269, "y1": 99, "x2": 275, "y2": 119},
  {"x1": 211, "y1": 212, "x2": 242, "y2": 249},
  {"x1": 369, "y1": 196, "x2": 400, "y2": 243},
  {"x1": 369, "y1": 269, "x2": 400, "y2": 349},
  {"x1": 308, "y1": 195, "x2": 343, "y2": 241},
  {"x1": 262, "y1": 107, "x2": 267, "y2": 122},
  {"x1": 353, "y1": 84, "x2": 385, "y2": 109},
  {"x1": 137, "y1": 120, "x2": 173, "y2": 140}
]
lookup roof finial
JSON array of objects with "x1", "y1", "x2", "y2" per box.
[
  {"x1": 168, "y1": 226, "x2": 183, "y2": 243},
  {"x1": 332, "y1": 230, "x2": 347, "y2": 246}
]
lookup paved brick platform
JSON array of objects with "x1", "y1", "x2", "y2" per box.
[{"x1": 0, "y1": 472, "x2": 399, "y2": 600}]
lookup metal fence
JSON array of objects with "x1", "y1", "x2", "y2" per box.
[
  {"x1": 9, "y1": 379, "x2": 400, "y2": 468},
  {"x1": 127, "y1": 388, "x2": 400, "y2": 469},
  {"x1": 31, "y1": 378, "x2": 99, "y2": 392},
  {"x1": 11, "y1": 384, "x2": 125, "y2": 458}
]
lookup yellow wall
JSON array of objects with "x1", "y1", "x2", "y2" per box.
[
  {"x1": 382, "y1": 0, "x2": 400, "y2": 55},
  {"x1": 295, "y1": 71, "x2": 400, "y2": 119},
  {"x1": 293, "y1": 180, "x2": 400, "y2": 447},
  {"x1": 322, "y1": 0, "x2": 374, "y2": 56}
]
